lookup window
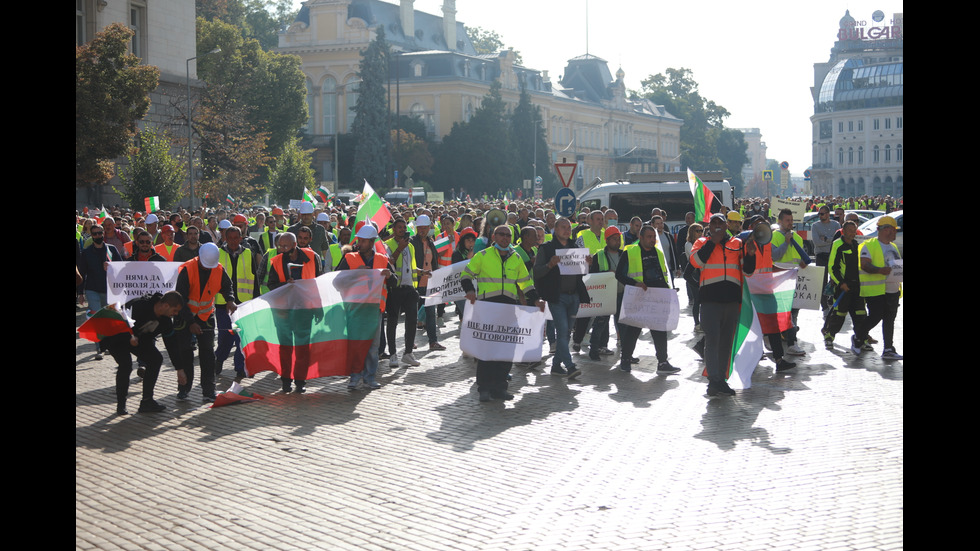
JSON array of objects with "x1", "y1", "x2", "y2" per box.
[
  {"x1": 321, "y1": 77, "x2": 337, "y2": 134},
  {"x1": 896, "y1": 117, "x2": 903, "y2": 129},
  {"x1": 884, "y1": 144, "x2": 891, "y2": 162},
  {"x1": 848, "y1": 121, "x2": 854, "y2": 132},
  {"x1": 858, "y1": 146, "x2": 864, "y2": 164},
  {"x1": 885, "y1": 118, "x2": 891, "y2": 130},
  {"x1": 344, "y1": 77, "x2": 359, "y2": 132},
  {"x1": 873, "y1": 118, "x2": 880, "y2": 130},
  {"x1": 129, "y1": 2, "x2": 147, "y2": 59},
  {"x1": 848, "y1": 147, "x2": 854, "y2": 164},
  {"x1": 838, "y1": 122, "x2": 844, "y2": 133},
  {"x1": 838, "y1": 148, "x2": 844, "y2": 165},
  {"x1": 858, "y1": 120, "x2": 863, "y2": 131},
  {"x1": 896, "y1": 144, "x2": 903, "y2": 162},
  {"x1": 873, "y1": 145, "x2": 880, "y2": 163}
]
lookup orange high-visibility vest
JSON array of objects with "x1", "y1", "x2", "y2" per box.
[
  {"x1": 272, "y1": 248, "x2": 317, "y2": 283},
  {"x1": 154, "y1": 243, "x2": 178, "y2": 262},
  {"x1": 345, "y1": 251, "x2": 390, "y2": 312},
  {"x1": 690, "y1": 236, "x2": 745, "y2": 288},
  {"x1": 181, "y1": 258, "x2": 224, "y2": 322}
]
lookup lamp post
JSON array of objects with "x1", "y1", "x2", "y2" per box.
[{"x1": 185, "y1": 47, "x2": 220, "y2": 210}]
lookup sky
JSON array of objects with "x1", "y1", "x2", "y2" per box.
[{"x1": 292, "y1": 0, "x2": 903, "y2": 176}]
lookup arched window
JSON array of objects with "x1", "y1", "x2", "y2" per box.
[
  {"x1": 838, "y1": 148, "x2": 844, "y2": 166},
  {"x1": 321, "y1": 76, "x2": 336, "y2": 135},
  {"x1": 896, "y1": 144, "x2": 902, "y2": 162}
]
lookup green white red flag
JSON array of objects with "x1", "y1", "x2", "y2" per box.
[
  {"x1": 745, "y1": 268, "x2": 797, "y2": 334},
  {"x1": 144, "y1": 196, "x2": 161, "y2": 212},
  {"x1": 302, "y1": 187, "x2": 318, "y2": 205},
  {"x1": 354, "y1": 180, "x2": 391, "y2": 231},
  {"x1": 78, "y1": 306, "x2": 132, "y2": 342},
  {"x1": 687, "y1": 168, "x2": 718, "y2": 223},
  {"x1": 97, "y1": 205, "x2": 109, "y2": 223},
  {"x1": 433, "y1": 233, "x2": 452, "y2": 256},
  {"x1": 232, "y1": 271, "x2": 384, "y2": 379}
]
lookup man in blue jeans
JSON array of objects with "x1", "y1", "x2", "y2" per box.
[{"x1": 534, "y1": 218, "x2": 591, "y2": 379}]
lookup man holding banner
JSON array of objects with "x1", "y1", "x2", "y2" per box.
[
  {"x1": 615, "y1": 225, "x2": 680, "y2": 374},
  {"x1": 585, "y1": 226, "x2": 624, "y2": 361},
  {"x1": 461, "y1": 225, "x2": 540, "y2": 402}
]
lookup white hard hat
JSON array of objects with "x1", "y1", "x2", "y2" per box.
[
  {"x1": 218, "y1": 219, "x2": 232, "y2": 229},
  {"x1": 316, "y1": 212, "x2": 329, "y2": 222},
  {"x1": 145, "y1": 214, "x2": 159, "y2": 224},
  {"x1": 415, "y1": 214, "x2": 431, "y2": 226},
  {"x1": 199, "y1": 243, "x2": 220, "y2": 269},
  {"x1": 355, "y1": 225, "x2": 379, "y2": 239},
  {"x1": 299, "y1": 202, "x2": 314, "y2": 214}
]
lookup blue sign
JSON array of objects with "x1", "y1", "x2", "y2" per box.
[
  {"x1": 555, "y1": 188, "x2": 577, "y2": 217},
  {"x1": 535, "y1": 176, "x2": 543, "y2": 185},
  {"x1": 803, "y1": 169, "x2": 812, "y2": 180}
]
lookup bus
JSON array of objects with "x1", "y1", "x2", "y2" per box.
[{"x1": 577, "y1": 171, "x2": 734, "y2": 233}]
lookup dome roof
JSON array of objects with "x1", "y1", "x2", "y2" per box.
[{"x1": 817, "y1": 58, "x2": 903, "y2": 113}]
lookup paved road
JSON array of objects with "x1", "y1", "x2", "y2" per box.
[{"x1": 76, "y1": 288, "x2": 903, "y2": 550}]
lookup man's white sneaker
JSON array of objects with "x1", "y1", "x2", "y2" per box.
[
  {"x1": 401, "y1": 352, "x2": 420, "y2": 366},
  {"x1": 389, "y1": 356, "x2": 399, "y2": 368},
  {"x1": 786, "y1": 344, "x2": 805, "y2": 355}
]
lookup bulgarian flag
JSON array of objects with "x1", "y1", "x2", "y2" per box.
[
  {"x1": 303, "y1": 187, "x2": 318, "y2": 205},
  {"x1": 433, "y1": 233, "x2": 452, "y2": 256},
  {"x1": 316, "y1": 185, "x2": 332, "y2": 203},
  {"x1": 144, "y1": 196, "x2": 161, "y2": 212},
  {"x1": 687, "y1": 168, "x2": 719, "y2": 223},
  {"x1": 96, "y1": 205, "x2": 110, "y2": 223},
  {"x1": 231, "y1": 270, "x2": 384, "y2": 379},
  {"x1": 354, "y1": 180, "x2": 391, "y2": 232},
  {"x1": 226, "y1": 194, "x2": 235, "y2": 205},
  {"x1": 78, "y1": 306, "x2": 132, "y2": 342},
  {"x1": 725, "y1": 283, "x2": 765, "y2": 390},
  {"x1": 745, "y1": 268, "x2": 798, "y2": 334},
  {"x1": 210, "y1": 381, "x2": 265, "y2": 408}
]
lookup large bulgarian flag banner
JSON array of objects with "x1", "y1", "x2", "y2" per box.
[
  {"x1": 745, "y1": 268, "x2": 798, "y2": 334},
  {"x1": 231, "y1": 271, "x2": 383, "y2": 379},
  {"x1": 687, "y1": 168, "x2": 718, "y2": 223},
  {"x1": 354, "y1": 179, "x2": 391, "y2": 231},
  {"x1": 726, "y1": 283, "x2": 765, "y2": 390}
]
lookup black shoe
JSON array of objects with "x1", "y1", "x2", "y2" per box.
[
  {"x1": 116, "y1": 402, "x2": 128, "y2": 415},
  {"x1": 619, "y1": 361, "x2": 632, "y2": 373},
  {"x1": 490, "y1": 391, "x2": 515, "y2": 401},
  {"x1": 295, "y1": 383, "x2": 306, "y2": 394},
  {"x1": 479, "y1": 390, "x2": 492, "y2": 402},
  {"x1": 693, "y1": 338, "x2": 705, "y2": 358},
  {"x1": 657, "y1": 361, "x2": 681, "y2": 374},
  {"x1": 379, "y1": 352, "x2": 391, "y2": 360},
  {"x1": 136, "y1": 367, "x2": 146, "y2": 379},
  {"x1": 202, "y1": 394, "x2": 216, "y2": 403},
  {"x1": 630, "y1": 357, "x2": 640, "y2": 364},
  {"x1": 567, "y1": 366, "x2": 582, "y2": 379},
  {"x1": 137, "y1": 399, "x2": 166, "y2": 413},
  {"x1": 589, "y1": 350, "x2": 600, "y2": 361},
  {"x1": 551, "y1": 365, "x2": 568, "y2": 376},
  {"x1": 707, "y1": 383, "x2": 736, "y2": 397},
  {"x1": 775, "y1": 359, "x2": 797, "y2": 372},
  {"x1": 281, "y1": 383, "x2": 292, "y2": 394},
  {"x1": 572, "y1": 342, "x2": 581, "y2": 353}
]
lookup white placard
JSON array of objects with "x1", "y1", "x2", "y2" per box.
[
  {"x1": 423, "y1": 260, "x2": 471, "y2": 306},
  {"x1": 459, "y1": 300, "x2": 546, "y2": 362},
  {"x1": 885, "y1": 258, "x2": 903, "y2": 284},
  {"x1": 618, "y1": 286, "x2": 680, "y2": 331},
  {"x1": 107, "y1": 261, "x2": 182, "y2": 306},
  {"x1": 770, "y1": 197, "x2": 806, "y2": 220},
  {"x1": 557, "y1": 247, "x2": 589, "y2": 275},
  {"x1": 791, "y1": 264, "x2": 825, "y2": 310},
  {"x1": 574, "y1": 272, "x2": 617, "y2": 318}
]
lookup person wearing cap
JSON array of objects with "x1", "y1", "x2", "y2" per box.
[
  {"x1": 584, "y1": 226, "x2": 624, "y2": 362},
  {"x1": 216, "y1": 219, "x2": 233, "y2": 248},
  {"x1": 690, "y1": 213, "x2": 756, "y2": 396},
  {"x1": 452, "y1": 228, "x2": 478, "y2": 320},
  {"x1": 853, "y1": 216, "x2": 902, "y2": 360},
  {"x1": 214, "y1": 225, "x2": 258, "y2": 383},
  {"x1": 230, "y1": 213, "x2": 261, "y2": 257},
  {"x1": 315, "y1": 212, "x2": 339, "y2": 245},
  {"x1": 411, "y1": 215, "x2": 443, "y2": 352},
  {"x1": 769, "y1": 208, "x2": 808, "y2": 356},
  {"x1": 173, "y1": 242, "x2": 236, "y2": 402},
  {"x1": 744, "y1": 215, "x2": 798, "y2": 372},
  {"x1": 144, "y1": 213, "x2": 161, "y2": 245},
  {"x1": 288, "y1": 201, "x2": 329, "y2": 262},
  {"x1": 615, "y1": 225, "x2": 680, "y2": 374},
  {"x1": 572, "y1": 211, "x2": 608, "y2": 354},
  {"x1": 821, "y1": 220, "x2": 866, "y2": 351},
  {"x1": 336, "y1": 224, "x2": 395, "y2": 390},
  {"x1": 154, "y1": 225, "x2": 179, "y2": 261},
  {"x1": 726, "y1": 210, "x2": 743, "y2": 237}
]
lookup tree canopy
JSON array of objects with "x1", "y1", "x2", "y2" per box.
[
  {"x1": 197, "y1": 0, "x2": 298, "y2": 51},
  {"x1": 351, "y1": 28, "x2": 391, "y2": 189},
  {"x1": 116, "y1": 125, "x2": 185, "y2": 211},
  {"x1": 76, "y1": 22, "x2": 160, "y2": 185},
  {"x1": 465, "y1": 26, "x2": 523, "y2": 64},
  {"x1": 639, "y1": 67, "x2": 747, "y2": 195}
]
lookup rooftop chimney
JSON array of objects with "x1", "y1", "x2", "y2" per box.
[
  {"x1": 401, "y1": 0, "x2": 414, "y2": 39},
  {"x1": 443, "y1": 1, "x2": 456, "y2": 51}
]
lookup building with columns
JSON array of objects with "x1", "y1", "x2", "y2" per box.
[
  {"x1": 279, "y1": 0, "x2": 682, "y2": 191},
  {"x1": 809, "y1": 10, "x2": 903, "y2": 198}
]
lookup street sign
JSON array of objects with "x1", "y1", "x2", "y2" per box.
[
  {"x1": 535, "y1": 176, "x2": 543, "y2": 185},
  {"x1": 763, "y1": 170, "x2": 773, "y2": 181},
  {"x1": 780, "y1": 161, "x2": 789, "y2": 170},
  {"x1": 555, "y1": 162, "x2": 577, "y2": 188},
  {"x1": 555, "y1": 187, "x2": 577, "y2": 217},
  {"x1": 803, "y1": 169, "x2": 812, "y2": 180}
]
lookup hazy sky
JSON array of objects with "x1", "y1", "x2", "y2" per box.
[{"x1": 292, "y1": 0, "x2": 903, "y2": 175}]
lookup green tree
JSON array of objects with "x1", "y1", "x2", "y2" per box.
[
  {"x1": 197, "y1": 0, "x2": 298, "y2": 51},
  {"x1": 434, "y1": 80, "x2": 519, "y2": 195},
  {"x1": 639, "y1": 67, "x2": 747, "y2": 194},
  {"x1": 269, "y1": 136, "x2": 316, "y2": 205},
  {"x1": 116, "y1": 126, "x2": 185, "y2": 211},
  {"x1": 511, "y1": 81, "x2": 556, "y2": 195},
  {"x1": 392, "y1": 129, "x2": 434, "y2": 185},
  {"x1": 465, "y1": 26, "x2": 523, "y2": 64},
  {"x1": 76, "y1": 22, "x2": 160, "y2": 185},
  {"x1": 351, "y1": 27, "x2": 391, "y2": 188}
]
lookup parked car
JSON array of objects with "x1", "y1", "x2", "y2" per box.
[{"x1": 857, "y1": 210, "x2": 903, "y2": 256}]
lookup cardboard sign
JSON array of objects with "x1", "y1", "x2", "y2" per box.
[
  {"x1": 459, "y1": 300, "x2": 546, "y2": 362},
  {"x1": 618, "y1": 286, "x2": 680, "y2": 331},
  {"x1": 885, "y1": 259, "x2": 903, "y2": 284},
  {"x1": 107, "y1": 261, "x2": 182, "y2": 306},
  {"x1": 574, "y1": 272, "x2": 617, "y2": 318},
  {"x1": 791, "y1": 265, "x2": 825, "y2": 310}
]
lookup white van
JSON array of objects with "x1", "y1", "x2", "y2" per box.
[{"x1": 577, "y1": 171, "x2": 735, "y2": 232}]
